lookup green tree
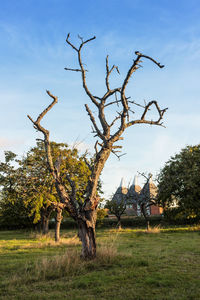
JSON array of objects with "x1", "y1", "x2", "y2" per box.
[
  {"x1": 0, "y1": 151, "x2": 33, "y2": 228},
  {"x1": 105, "y1": 197, "x2": 126, "y2": 229},
  {"x1": 105, "y1": 184, "x2": 128, "y2": 229},
  {"x1": 20, "y1": 141, "x2": 91, "y2": 240},
  {"x1": 157, "y1": 145, "x2": 200, "y2": 218},
  {"x1": 0, "y1": 143, "x2": 93, "y2": 240}
]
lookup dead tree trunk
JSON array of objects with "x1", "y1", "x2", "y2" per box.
[
  {"x1": 28, "y1": 34, "x2": 167, "y2": 259},
  {"x1": 55, "y1": 207, "x2": 63, "y2": 242},
  {"x1": 78, "y1": 217, "x2": 96, "y2": 258}
]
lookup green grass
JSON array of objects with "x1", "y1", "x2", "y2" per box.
[{"x1": 0, "y1": 227, "x2": 200, "y2": 299}]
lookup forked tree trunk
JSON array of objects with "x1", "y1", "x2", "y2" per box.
[
  {"x1": 55, "y1": 207, "x2": 63, "y2": 242},
  {"x1": 78, "y1": 219, "x2": 96, "y2": 259}
]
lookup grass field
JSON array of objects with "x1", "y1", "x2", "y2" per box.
[{"x1": 0, "y1": 227, "x2": 200, "y2": 300}]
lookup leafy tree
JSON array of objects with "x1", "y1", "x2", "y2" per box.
[
  {"x1": 28, "y1": 34, "x2": 167, "y2": 258},
  {"x1": 96, "y1": 208, "x2": 108, "y2": 222},
  {"x1": 0, "y1": 143, "x2": 93, "y2": 240},
  {"x1": 0, "y1": 151, "x2": 33, "y2": 228},
  {"x1": 20, "y1": 141, "x2": 92, "y2": 240},
  {"x1": 157, "y1": 145, "x2": 200, "y2": 218},
  {"x1": 105, "y1": 196, "x2": 127, "y2": 229}
]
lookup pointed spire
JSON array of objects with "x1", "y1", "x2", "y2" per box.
[
  {"x1": 128, "y1": 175, "x2": 141, "y2": 198},
  {"x1": 148, "y1": 173, "x2": 153, "y2": 184},
  {"x1": 120, "y1": 177, "x2": 125, "y2": 188},
  {"x1": 134, "y1": 175, "x2": 138, "y2": 186}
]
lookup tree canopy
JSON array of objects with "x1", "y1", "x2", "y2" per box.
[
  {"x1": 0, "y1": 151, "x2": 33, "y2": 228},
  {"x1": 157, "y1": 144, "x2": 200, "y2": 218},
  {"x1": 20, "y1": 141, "x2": 91, "y2": 223},
  {"x1": 0, "y1": 142, "x2": 95, "y2": 234}
]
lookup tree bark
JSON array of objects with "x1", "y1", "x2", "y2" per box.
[
  {"x1": 55, "y1": 207, "x2": 63, "y2": 242},
  {"x1": 78, "y1": 215, "x2": 96, "y2": 259}
]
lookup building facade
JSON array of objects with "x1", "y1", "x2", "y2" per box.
[{"x1": 112, "y1": 175, "x2": 163, "y2": 216}]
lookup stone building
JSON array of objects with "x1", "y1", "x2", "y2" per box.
[
  {"x1": 126, "y1": 176, "x2": 141, "y2": 216},
  {"x1": 112, "y1": 175, "x2": 163, "y2": 216},
  {"x1": 140, "y1": 175, "x2": 163, "y2": 215}
]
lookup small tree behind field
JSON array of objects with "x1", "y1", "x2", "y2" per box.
[
  {"x1": 28, "y1": 34, "x2": 167, "y2": 259},
  {"x1": 138, "y1": 173, "x2": 158, "y2": 230},
  {"x1": 105, "y1": 196, "x2": 127, "y2": 229}
]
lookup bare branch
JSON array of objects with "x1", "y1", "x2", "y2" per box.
[
  {"x1": 105, "y1": 55, "x2": 120, "y2": 92},
  {"x1": 120, "y1": 52, "x2": 165, "y2": 120},
  {"x1": 135, "y1": 51, "x2": 164, "y2": 68},
  {"x1": 94, "y1": 140, "x2": 98, "y2": 155},
  {"x1": 66, "y1": 33, "x2": 78, "y2": 52},
  {"x1": 111, "y1": 150, "x2": 127, "y2": 160},
  {"x1": 105, "y1": 99, "x2": 121, "y2": 108},
  {"x1": 137, "y1": 171, "x2": 149, "y2": 180},
  {"x1": 66, "y1": 34, "x2": 98, "y2": 107},
  {"x1": 64, "y1": 67, "x2": 82, "y2": 72},
  {"x1": 109, "y1": 115, "x2": 121, "y2": 128},
  {"x1": 140, "y1": 100, "x2": 168, "y2": 123},
  {"x1": 105, "y1": 98, "x2": 143, "y2": 108},
  {"x1": 85, "y1": 104, "x2": 105, "y2": 141},
  {"x1": 27, "y1": 90, "x2": 58, "y2": 175},
  {"x1": 81, "y1": 36, "x2": 96, "y2": 46},
  {"x1": 103, "y1": 87, "x2": 121, "y2": 101}
]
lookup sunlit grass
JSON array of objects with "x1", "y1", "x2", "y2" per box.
[{"x1": 0, "y1": 227, "x2": 200, "y2": 299}]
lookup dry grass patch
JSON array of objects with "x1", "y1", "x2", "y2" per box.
[
  {"x1": 23, "y1": 232, "x2": 80, "y2": 249},
  {"x1": 8, "y1": 243, "x2": 123, "y2": 284},
  {"x1": 145, "y1": 225, "x2": 161, "y2": 234}
]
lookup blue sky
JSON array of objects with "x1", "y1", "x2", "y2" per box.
[{"x1": 1, "y1": 0, "x2": 200, "y2": 197}]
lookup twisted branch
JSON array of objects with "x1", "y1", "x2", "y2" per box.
[{"x1": 28, "y1": 91, "x2": 78, "y2": 218}]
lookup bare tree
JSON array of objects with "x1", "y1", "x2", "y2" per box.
[
  {"x1": 137, "y1": 173, "x2": 158, "y2": 230},
  {"x1": 28, "y1": 34, "x2": 167, "y2": 259}
]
